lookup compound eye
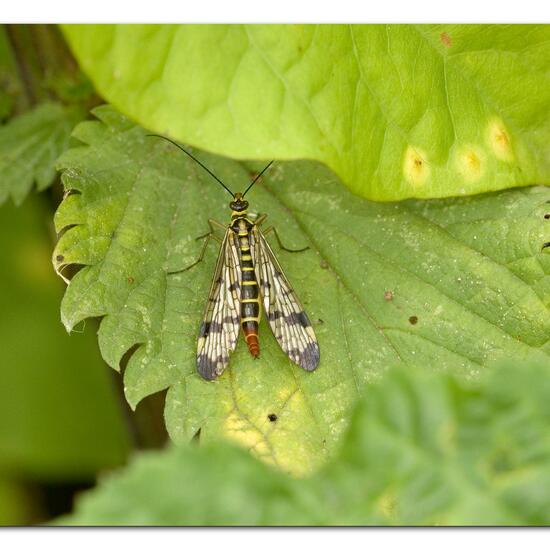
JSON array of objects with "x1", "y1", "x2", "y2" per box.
[{"x1": 230, "y1": 201, "x2": 248, "y2": 212}]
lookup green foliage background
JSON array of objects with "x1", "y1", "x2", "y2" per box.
[
  {"x1": 0, "y1": 193, "x2": 130, "y2": 524},
  {"x1": 1, "y1": 23, "x2": 550, "y2": 525},
  {"x1": 0, "y1": 24, "x2": 133, "y2": 525},
  {"x1": 61, "y1": 362, "x2": 550, "y2": 526}
]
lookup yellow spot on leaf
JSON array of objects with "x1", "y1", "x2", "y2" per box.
[
  {"x1": 222, "y1": 391, "x2": 320, "y2": 477},
  {"x1": 486, "y1": 117, "x2": 514, "y2": 162},
  {"x1": 403, "y1": 146, "x2": 430, "y2": 187},
  {"x1": 224, "y1": 411, "x2": 274, "y2": 464},
  {"x1": 455, "y1": 145, "x2": 485, "y2": 182},
  {"x1": 377, "y1": 489, "x2": 397, "y2": 520}
]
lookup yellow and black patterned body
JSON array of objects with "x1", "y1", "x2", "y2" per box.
[
  {"x1": 195, "y1": 192, "x2": 319, "y2": 380},
  {"x1": 231, "y1": 212, "x2": 261, "y2": 357},
  {"x1": 147, "y1": 135, "x2": 319, "y2": 380}
]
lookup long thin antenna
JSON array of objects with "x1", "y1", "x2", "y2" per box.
[
  {"x1": 242, "y1": 161, "x2": 274, "y2": 198},
  {"x1": 147, "y1": 134, "x2": 235, "y2": 198}
]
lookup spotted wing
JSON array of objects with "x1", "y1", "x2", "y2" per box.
[
  {"x1": 196, "y1": 231, "x2": 242, "y2": 380},
  {"x1": 252, "y1": 228, "x2": 319, "y2": 371}
]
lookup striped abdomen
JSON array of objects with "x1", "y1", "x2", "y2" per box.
[{"x1": 237, "y1": 225, "x2": 260, "y2": 358}]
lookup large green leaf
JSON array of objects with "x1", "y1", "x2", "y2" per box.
[
  {"x1": 0, "y1": 102, "x2": 84, "y2": 205},
  {"x1": 58, "y1": 361, "x2": 550, "y2": 526},
  {"x1": 0, "y1": 195, "x2": 130, "y2": 481},
  {"x1": 53, "y1": 106, "x2": 550, "y2": 475},
  {"x1": 62, "y1": 24, "x2": 550, "y2": 201}
]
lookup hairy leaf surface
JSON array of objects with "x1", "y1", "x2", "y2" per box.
[
  {"x1": 0, "y1": 102, "x2": 83, "y2": 205},
  {"x1": 59, "y1": 362, "x2": 550, "y2": 525},
  {"x1": 62, "y1": 24, "x2": 550, "y2": 200},
  {"x1": 54, "y1": 106, "x2": 550, "y2": 475}
]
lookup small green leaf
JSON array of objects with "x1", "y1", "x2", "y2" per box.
[
  {"x1": 62, "y1": 24, "x2": 550, "y2": 201},
  {"x1": 53, "y1": 106, "x2": 550, "y2": 475},
  {"x1": 58, "y1": 361, "x2": 550, "y2": 526},
  {"x1": 0, "y1": 102, "x2": 84, "y2": 206},
  {"x1": 0, "y1": 195, "x2": 130, "y2": 480}
]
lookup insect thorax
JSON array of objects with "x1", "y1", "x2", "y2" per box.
[{"x1": 230, "y1": 214, "x2": 254, "y2": 235}]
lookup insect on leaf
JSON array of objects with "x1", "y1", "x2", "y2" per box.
[{"x1": 54, "y1": 106, "x2": 550, "y2": 476}]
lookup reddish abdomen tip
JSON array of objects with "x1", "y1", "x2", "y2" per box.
[{"x1": 244, "y1": 329, "x2": 260, "y2": 358}]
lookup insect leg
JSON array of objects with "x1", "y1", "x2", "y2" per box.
[
  {"x1": 207, "y1": 218, "x2": 227, "y2": 232},
  {"x1": 168, "y1": 219, "x2": 225, "y2": 274},
  {"x1": 194, "y1": 231, "x2": 212, "y2": 241},
  {"x1": 263, "y1": 226, "x2": 309, "y2": 253},
  {"x1": 254, "y1": 213, "x2": 268, "y2": 226}
]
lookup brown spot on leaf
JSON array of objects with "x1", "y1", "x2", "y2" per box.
[
  {"x1": 409, "y1": 315, "x2": 418, "y2": 325},
  {"x1": 127, "y1": 276, "x2": 135, "y2": 284},
  {"x1": 384, "y1": 290, "x2": 394, "y2": 301},
  {"x1": 56, "y1": 254, "x2": 64, "y2": 262},
  {"x1": 267, "y1": 413, "x2": 278, "y2": 422},
  {"x1": 440, "y1": 32, "x2": 452, "y2": 48}
]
